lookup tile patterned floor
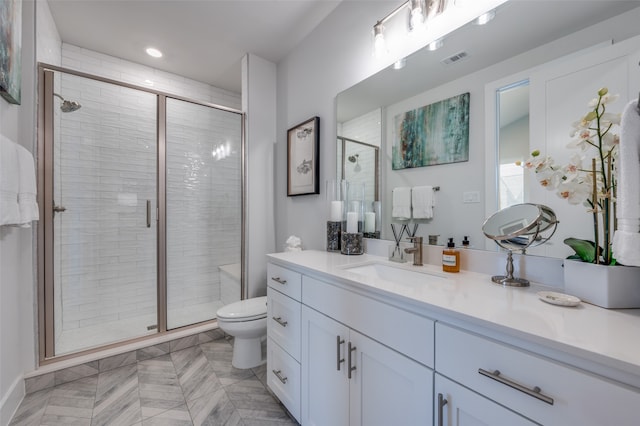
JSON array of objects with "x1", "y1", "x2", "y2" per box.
[{"x1": 10, "y1": 335, "x2": 297, "y2": 426}]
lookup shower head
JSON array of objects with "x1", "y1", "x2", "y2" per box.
[{"x1": 53, "y1": 93, "x2": 81, "y2": 113}]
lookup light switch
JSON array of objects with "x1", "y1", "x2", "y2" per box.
[{"x1": 463, "y1": 191, "x2": 480, "y2": 203}]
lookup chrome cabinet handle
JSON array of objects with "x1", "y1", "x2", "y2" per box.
[
  {"x1": 271, "y1": 277, "x2": 287, "y2": 285},
  {"x1": 272, "y1": 369, "x2": 288, "y2": 384},
  {"x1": 478, "y1": 368, "x2": 554, "y2": 405},
  {"x1": 146, "y1": 200, "x2": 151, "y2": 228},
  {"x1": 348, "y1": 342, "x2": 356, "y2": 379},
  {"x1": 272, "y1": 316, "x2": 288, "y2": 327},
  {"x1": 336, "y1": 335, "x2": 345, "y2": 371},
  {"x1": 437, "y1": 393, "x2": 448, "y2": 426}
]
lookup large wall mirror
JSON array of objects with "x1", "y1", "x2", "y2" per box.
[{"x1": 336, "y1": 1, "x2": 640, "y2": 258}]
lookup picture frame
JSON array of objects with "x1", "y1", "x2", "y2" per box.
[
  {"x1": 392, "y1": 92, "x2": 470, "y2": 170},
  {"x1": 287, "y1": 116, "x2": 320, "y2": 196},
  {"x1": 0, "y1": 0, "x2": 22, "y2": 105}
]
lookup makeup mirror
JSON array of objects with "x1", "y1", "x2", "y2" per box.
[{"x1": 482, "y1": 203, "x2": 558, "y2": 286}]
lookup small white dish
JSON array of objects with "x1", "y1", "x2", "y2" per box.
[{"x1": 537, "y1": 291, "x2": 581, "y2": 307}]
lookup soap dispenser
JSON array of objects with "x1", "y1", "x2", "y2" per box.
[
  {"x1": 442, "y1": 238, "x2": 460, "y2": 273},
  {"x1": 462, "y1": 236, "x2": 470, "y2": 248}
]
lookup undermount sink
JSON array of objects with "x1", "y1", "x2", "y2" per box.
[{"x1": 341, "y1": 262, "x2": 450, "y2": 286}]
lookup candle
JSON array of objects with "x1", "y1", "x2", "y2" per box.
[
  {"x1": 346, "y1": 212, "x2": 358, "y2": 233},
  {"x1": 364, "y1": 212, "x2": 375, "y2": 233},
  {"x1": 330, "y1": 201, "x2": 343, "y2": 222}
]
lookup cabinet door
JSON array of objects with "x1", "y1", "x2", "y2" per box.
[
  {"x1": 301, "y1": 306, "x2": 350, "y2": 426},
  {"x1": 435, "y1": 374, "x2": 535, "y2": 426},
  {"x1": 349, "y1": 330, "x2": 433, "y2": 426}
]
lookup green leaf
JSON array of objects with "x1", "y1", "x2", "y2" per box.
[{"x1": 563, "y1": 238, "x2": 597, "y2": 263}]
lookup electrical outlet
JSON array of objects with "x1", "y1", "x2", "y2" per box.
[{"x1": 463, "y1": 191, "x2": 480, "y2": 203}]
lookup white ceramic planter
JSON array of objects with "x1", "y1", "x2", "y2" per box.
[{"x1": 564, "y1": 260, "x2": 640, "y2": 309}]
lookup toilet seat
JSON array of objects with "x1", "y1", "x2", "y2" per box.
[{"x1": 217, "y1": 296, "x2": 267, "y2": 322}]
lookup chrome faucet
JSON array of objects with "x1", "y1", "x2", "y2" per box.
[{"x1": 404, "y1": 236, "x2": 423, "y2": 266}]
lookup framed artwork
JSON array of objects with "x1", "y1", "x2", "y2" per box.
[
  {"x1": 287, "y1": 116, "x2": 320, "y2": 196},
  {"x1": 392, "y1": 92, "x2": 470, "y2": 170},
  {"x1": 0, "y1": 0, "x2": 22, "y2": 105}
]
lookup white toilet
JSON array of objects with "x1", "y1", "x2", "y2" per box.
[{"x1": 216, "y1": 296, "x2": 268, "y2": 369}]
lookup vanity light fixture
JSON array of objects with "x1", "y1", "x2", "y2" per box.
[
  {"x1": 146, "y1": 47, "x2": 163, "y2": 58},
  {"x1": 372, "y1": 0, "x2": 507, "y2": 62}
]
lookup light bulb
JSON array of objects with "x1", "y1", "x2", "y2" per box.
[
  {"x1": 373, "y1": 23, "x2": 387, "y2": 58},
  {"x1": 427, "y1": 39, "x2": 443, "y2": 51},
  {"x1": 145, "y1": 47, "x2": 163, "y2": 58}
]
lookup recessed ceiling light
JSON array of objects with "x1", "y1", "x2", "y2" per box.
[
  {"x1": 146, "y1": 47, "x2": 163, "y2": 58},
  {"x1": 474, "y1": 10, "x2": 496, "y2": 25},
  {"x1": 393, "y1": 58, "x2": 406, "y2": 70}
]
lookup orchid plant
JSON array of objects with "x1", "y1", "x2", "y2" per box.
[{"x1": 519, "y1": 88, "x2": 620, "y2": 265}]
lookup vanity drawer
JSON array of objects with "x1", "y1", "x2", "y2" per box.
[
  {"x1": 302, "y1": 275, "x2": 434, "y2": 368},
  {"x1": 267, "y1": 263, "x2": 301, "y2": 301},
  {"x1": 436, "y1": 323, "x2": 640, "y2": 425},
  {"x1": 267, "y1": 337, "x2": 300, "y2": 423},
  {"x1": 267, "y1": 286, "x2": 301, "y2": 361}
]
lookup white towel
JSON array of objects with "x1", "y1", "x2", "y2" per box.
[
  {"x1": 612, "y1": 99, "x2": 640, "y2": 266},
  {"x1": 0, "y1": 135, "x2": 21, "y2": 226},
  {"x1": 392, "y1": 187, "x2": 411, "y2": 219},
  {"x1": 16, "y1": 144, "x2": 39, "y2": 227},
  {"x1": 412, "y1": 185, "x2": 434, "y2": 219}
]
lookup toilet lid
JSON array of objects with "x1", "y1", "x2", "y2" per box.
[{"x1": 216, "y1": 296, "x2": 267, "y2": 321}]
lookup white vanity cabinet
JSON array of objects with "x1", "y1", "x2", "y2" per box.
[
  {"x1": 434, "y1": 374, "x2": 536, "y2": 426},
  {"x1": 301, "y1": 305, "x2": 433, "y2": 426},
  {"x1": 436, "y1": 323, "x2": 640, "y2": 426},
  {"x1": 266, "y1": 263, "x2": 302, "y2": 423}
]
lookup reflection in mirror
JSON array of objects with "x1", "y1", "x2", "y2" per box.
[
  {"x1": 497, "y1": 80, "x2": 529, "y2": 210},
  {"x1": 483, "y1": 203, "x2": 558, "y2": 286},
  {"x1": 337, "y1": 108, "x2": 382, "y2": 238},
  {"x1": 336, "y1": 1, "x2": 640, "y2": 258}
]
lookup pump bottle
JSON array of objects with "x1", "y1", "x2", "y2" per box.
[{"x1": 442, "y1": 238, "x2": 460, "y2": 273}]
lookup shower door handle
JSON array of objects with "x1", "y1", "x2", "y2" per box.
[
  {"x1": 53, "y1": 201, "x2": 66, "y2": 217},
  {"x1": 146, "y1": 200, "x2": 151, "y2": 228}
]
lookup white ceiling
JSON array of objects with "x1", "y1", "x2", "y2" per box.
[{"x1": 46, "y1": 0, "x2": 344, "y2": 93}]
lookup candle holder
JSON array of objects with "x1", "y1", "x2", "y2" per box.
[
  {"x1": 363, "y1": 200, "x2": 381, "y2": 239},
  {"x1": 341, "y1": 181, "x2": 364, "y2": 255},
  {"x1": 326, "y1": 179, "x2": 343, "y2": 252}
]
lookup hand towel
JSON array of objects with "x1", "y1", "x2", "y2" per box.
[
  {"x1": 392, "y1": 187, "x2": 411, "y2": 220},
  {"x1": 412, "y1": 185, "x2": 434, "y2": 219},
  {"x1": 612, "y1": 99, "x2": 640, "y2": 266},
  {"x1": 0, "y1": 135, "x2": 21, "y2": 226},
  {"x1": 16, "y1": 144, "x2": 39, "y2": 227}
]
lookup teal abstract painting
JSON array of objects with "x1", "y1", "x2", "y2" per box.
[{"x1": 392, "y1": 92, "x2": 469, "y2": 169}]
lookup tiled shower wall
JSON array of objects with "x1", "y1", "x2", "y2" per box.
[{"x1": 55, "y1": 44, "x2": 242, "y2": 335}]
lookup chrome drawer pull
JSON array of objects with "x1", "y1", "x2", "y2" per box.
[
  {"x1": 478, "y1": 368, "x2": 554, "y2": 405},
  {"x1": 337, "y1": 335, "x2": 345, "y2": 371},
  {"x1": 437, "y1": 393, "x2": 448, "y2": 426},
  {"x1": 272, "y1": 369, "x2": 288, "y2": 384},
  {"x1": 272, "y1": 316, "x2": 288, "y2": 327},
  {"x1": 271, "y1": 276, "x2": 287, "y2": 285}
]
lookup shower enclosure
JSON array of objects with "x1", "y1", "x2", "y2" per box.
[{"x1": 37, "y1": 65, "x2": 244, "y2": 359}]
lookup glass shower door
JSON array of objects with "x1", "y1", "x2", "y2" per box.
[
  {"x1": 165, "y1": 98, "x2": 243, "y2": 329},
  {"x1": 50, "y1": 71, "x2": 158, "y2": 355}
]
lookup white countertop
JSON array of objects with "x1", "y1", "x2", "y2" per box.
[{"x1": 267, "y1": 250, "x2": 640, "y2": 384}]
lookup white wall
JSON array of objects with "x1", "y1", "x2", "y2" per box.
[
  {"x1": 275, "y1": 1, "x2": 394, "y2": 251},
  {"x1": 242, "y1": 53, "x2": 276, "y2": 297},
  {"x1": 0, "y1": 1, "x2": 37, "y2": 423}
]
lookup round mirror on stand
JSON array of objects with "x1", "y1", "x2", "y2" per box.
[{"x1": 482, "y1": 203, "x2": 558, "y2": 286}]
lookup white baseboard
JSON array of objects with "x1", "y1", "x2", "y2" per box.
[{"x1": 0, "y1": 375, "x2": 25, "y2": 426}]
